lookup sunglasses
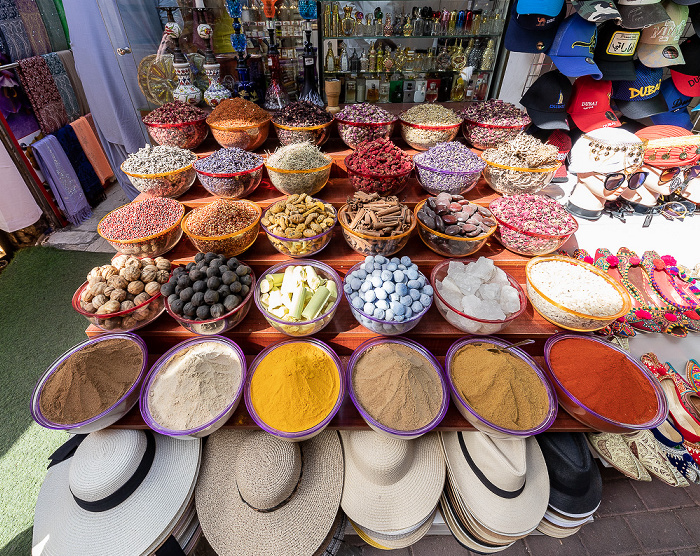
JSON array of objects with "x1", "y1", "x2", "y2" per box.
[
  {"x1": 603, "y1": 171, "x2": 648, "y2": 191},
  {"x1": 659, "y1": 166, "x2": 700, "y2": 194}
]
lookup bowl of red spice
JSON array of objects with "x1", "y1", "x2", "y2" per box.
[
  {"x1": 344, "y1": 137, "x2": 414, "y2": 196},
  {"x1": 206, "y1": 97, "x2": 272, "y2": 151},
  {"x1": 543, "y1": 334, "x2": 668, "y2": 433},
  {"x1": 143, "y1": 100, "x2": 209, "y2": 150}
]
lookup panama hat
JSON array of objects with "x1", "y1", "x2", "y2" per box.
[
  {"x1": 196, "y1": 430, "x2": 343, "y2": 556},
  {"x1": 340, "y1": 431, "x2": 445, "y2": 533},
  {"x1": 32, "y1": 429, "x2": 201, "y2": 556},
  {"x1": 349, "y1": 510, "x2": 436, "y2": 550},
  {"x1": 537, "y1": 517, "x2": 583, "y2": 538}
]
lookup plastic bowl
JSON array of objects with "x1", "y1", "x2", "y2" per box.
[
  {"x1": 481, "y1": 157, "x2": 561, "y2": 196},
  {"x1": 336, "y1": 117, "x2": 397, "y2": 150},
  {"x1": 490, "y1": 209, "x2": 578, "y2": 257},
  {"x1": 347, "y1": 337, "x2": 448, "y2": 440},
  {"x1": 343, "y1": 261, "x2": 432, "y2": 336},
  {"x1": 413, "y1": 155, "x2": 485, "y2": 196},
  {"x1": 31, "y1": 333, "x2": 148, "y2": 433},
  {"x1": 414, "y1": 199, "x2": 496, "y2": 258},
  {"x1": 164, "y1": 268, "x2": 255, "y2": 335},
  {"x1": 254, "y1": 259, "x2": 342, "y2": 337},
  {"x1": 462, "y1": 119, "x2": 529, "y2": 150},
  {"x1": 337, "y1": 204, "x2": 415, "y2": 257},
  {"x1": 446, "y1": 336, "x2": 558, "y2": 438},
  {"x1": 345, "y1": 157, "x2": 414, "y2": 196},
  {"x1": 430, "y1": 259, "x2": 527, "y2": 335},
  {"x1": 265, "y1": 160, "x2": 333, "y2": 196},
  {"x1": 194, "y1": 160, "x2": 264, "y2": 199},
  {"x1": 207, "y1": 118, "x2": 272, "y2": 151},
  {"x1": 525, "y1": 255, "x2": 632, "y2": 332},
  {"x1": 543, "y1": 333, "x2": 668, "y2": 433},
  {"x1": 244, "y1": 338, "x2": 344, "y2": 441},
  {"x1": 398, "y1": 119, "x2": 461, "y2": 151},
  {"x1": 272, "y1": 119, "x2": 334, "y2": 147},
  {"x1": 140, "y1": 336, "x2": 247, "y2": 438},
  {"x1": 181, "y1": 200, "x2": 261, "y2": 257},
  {"x1": 144, "y1": 117, "x2": 209, "y2": 149},
  {"x1": 261, "y1": 201, "x2": 337, "y2": 258},
  {"x1": 120, "y1": 161, "x2": 197, "y2": 199}
]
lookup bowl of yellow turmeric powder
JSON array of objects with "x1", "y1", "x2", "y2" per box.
[{"x1": 245, "y1": 338, "x2": 344, "y2": 441}]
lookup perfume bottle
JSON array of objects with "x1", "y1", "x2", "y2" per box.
[
  {"x1": 376, "y1": 46, "x2": 384, "y2": 74},
  {"x1": 331, "y1": 2, "x2": 340, "y2": 36},
  {"x1": 402, "y1": 14, "x2": 412, "y2": 36},
  {"x1": 481, "y1": 38, "x2": 496, "y2": 70},
  {"x1": 356, "y1": 75, "x2": 366, "y2": 102},
  {"x1": 448, "y1": 10, "x2": 457, "y2": 35},
  {"x1": 436, "y1": 45, "x2": 451, "y2": 70},
  {"x1": 324, "y1": 3, "x2": 333, "y2": 36},
  {"x1": 383, "y1": 13, "x2": 393, "y2": 36},
  {"x1": 383, "y1": 46, "x2": 393, "y2": 72},
  {"x1": 360, "y1": 48, "x2": 368, "y2": 72},
  {"x1": 426, "y1": 77, "x2": 439, "y2": 102},
  {"x1": 414, "y1": 73, "x2": 427, "y2": 102},
  {"x1": 368, "y1": 41, "x2": 377, "y2": 73},
  {"x1": 412, "y1": 7, "x2": 424, "y2": 37},
  {"x1": 324, "y1": 41, "x2": 336, "y2": 72},
  {"x1": 366, "y1": 77, "x2": 379, "y2": 102},
  {"x1": 374, "y1": 7, "x2": 383, "y2": 34},
  {"x1": 389, "y1": 70, "x2": 403, "y2": 102},
  {"x1": 345, "y1": 73, "x2": 357, "y2": 102},
  {"x1": 451, "y1": 40, "x2": 466, "y2": 71},
  {"x1": 341, "y1": 5, "x2": 355, "y2": 36},
  {"x1": 378, "y1": 75, "x2": 390, "y2": 102},
  {"x1": 299, "y1": 26, "x2": 323, "y2": 106},
  {"x1": 355, "y1": 11, "x2": 364, "y2": 36},
  {"x1": 450, "y1": 72, "x2": 465, "y2": 101},
  {"x1": 467, "y1": 38, "x2": 484, "y2": 68},
  {"x1": 349, "y1": 48, "x2": 360, "y2": 72},
  {"x1": 340, "y1": 43, "x2": 349, "y2": 71},
  {"x1": 393, "y1": 13, "x2": 403, "y2": 36},
  {"x1": 440, "y1": 10, "x2": 450, "y2": 35}
]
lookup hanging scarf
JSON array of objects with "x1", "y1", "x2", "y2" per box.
[
  {"x1": 70, "y1": 115, "x2": 113, "y2": 186},
  {"x1": 16, "y1": 0, "x2": 50, "y2": 55},
  {"x1": 52, "y1": 0, "x2": 68, "y2": 43},
  {"x1": 0, "y1": 18, "x2": 34, "y2": 61},
  {"x1": 16, "y1": 55, "x2": 68, "y2": 134},
  {"x1": 34, "y1": 0, "x2": 67, "y2": 51},
  {"x1": 55, "y1": 50, "x2": 89, "y2": 115},
  {"x1": 53, "y1": 124, "x2": 104, "y2": 206},
  {"x1": 32, "y1": 134, "x2": 91, "y2": 226},
  {"x1": 42, "y1": 52, "x2": 80, "y2": 121}
]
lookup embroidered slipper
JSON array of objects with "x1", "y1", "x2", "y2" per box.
[
  {"x1": 623, "y1": 429, "x2": 689, "y2": 488},
  {"x1": 683, "y1": 441, "x2": 700, "y2": 467},
  {"x1": 652, "y1": 420, "x2": 700, "y2": 484},
  {"x1": 587, "y1": 432, "x2": 651, "y2": 482},
  {"x1": 646, "y1": 252, "x2": 700, "y2": 330},
  {"x1": 658, "y1": 254, "x2": 700, "y2": 302},
  {"x1": 686, "y1": 359, "x2": 700, "y2": 393},
  {"x1": 666, "y1": 361, "x2": 700, "y2": 422},
  {"x1": 641, "y1": 251, "x2": 699, "y2": 312}
]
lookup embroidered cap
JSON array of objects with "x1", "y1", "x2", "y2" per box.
[
  {"x1": 593, "y1": 21, "x2": 641, "y2": 80},
  {"x1": 520, "y1": 70, "x2": 573, "y2": 130},
  {"x1": 516, "y1": 0, "x2": 565, "y2": 16},
  {"x1": 546, "y1": 14, "x2": 603, "y2": 79},
  {"x1": 504, "y1": 0, "x2": 567, "y2": 54},
  {"x1": 611, "y1": 61, "x2": 668, "y2": 120},
  {"x1": 670, "y1": 35, "x2": 700, "y2": 96},
  {"x1": 650, "y1": 79, "x2": 693, "y2": 129},
  {"x1": 567, "y1": 75, "x2": 621, "y2": 132},
  {"x1": 636, "y1": 1, "x2": 688, "y2": 68},
  {"x1": 571, "y1": 0, "x2": 621, "y2": 23},
  {"x1": 616, "y1": 0, "x2": 672, "y2": 29}
]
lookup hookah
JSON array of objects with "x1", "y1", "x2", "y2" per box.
[
  {"x1": 299, "y1": 22, "x2": 324, "y2": 106},
  {"x1": 170, "y1": 20, "x2": 202, "y2": 105},
  {"x1": 263, "y1": 22, "x2": 290, "y2": 110},
  {"x1": 198, "y1": 23, "x2": 232, "y2": 107}
]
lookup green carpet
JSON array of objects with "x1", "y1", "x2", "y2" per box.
[{"x1": 0, "y1": 247, "x2": 109, "y2": 555}]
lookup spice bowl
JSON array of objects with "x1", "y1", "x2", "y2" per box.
[
  {"x1": 207, "y1": 118, "x2": 272, "y2": 151},
  {"x1": 120, "y1": 162, "x2": 197, "y2": 199},
  {"x1": 335, "y1": 117, "x2": 397, "y2": 150},
  {"x1": 481, "y1": 158, "x2": 560, "y2": 196},
  {"x1": 338, "y1": 204, "x2": 415, "y2": 257},
  {"x1": 345, "y1": 157, "x2": 414, "y2": 197},
  {"x1": 413, "y1": 156, "x2": 485, "y2": 196},
  {"x1": 245, "y1": 338, "x2": 345, "y2": 442},
  {"x1": 140, "y1": 336, "x2": 247, "y2": 438},
  {"x1": 430, "y1": 259, "x2": 527, "y2": 335},
  {"x1": 398, "y1": 119, "x2": 461, "y2": 151},
  {"x1": 491, "y1": 213, "x2": 578, "y2": 257},
  {"x1": 144, "y1": 117, "x2": 209, "y2": 150},
  {"x1": 543, "y1": 334, "x2": 668, "y2": 433},
  {"x1": 194, "y1": 161, "x2": 264, "y2": 199},
  {"x1": 261, "y1": 203, "x2": 337, "y2": 258},
  {"x1": 273, "y1": 120, "x2": 334, "y2": 147},
  {"x1": 348, "y1": 337, "x2": 448, "y2": 440},
  {"x1": 265, "y1": 159, "x2": 333, "y2": 196},
  {"x1": 31, "y1": 333, "x2": 149, "y2": 433},
  {"x1": 446, "y1": 336, "x2": 558, "y2": 438},
  {"x1": 181, "y1": 201, "x2": 262, "y2": 257},
  {"x1": 462, "y1": 120, "x2": 528, "y2": 150}
]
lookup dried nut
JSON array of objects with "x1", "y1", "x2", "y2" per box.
[
  {"x1": 133, "y1": 292, "x2": 150, "y2": 306},
  {"x1": 132, "y1": 306, "x2": 150, "y2": 321},
  {"x1": 100, "y1": 317, "x2": 119, "y2": 329},
  {"x1": 145, "y1": 281, "x2": 161, "y2": 297},
  {"x1": 103, "y1": 286, "x2": 115, "y2": 298},
  {"x1": 108, "y1": 275, "x2": 129, "y2": 290},
  {"x1": 140, "y1": 266, "x2": 157, "y2": 283},
  {"x1": 80, "y1": 300, "x2": 96, "y2": 313},
  {"x1": 126, "y1": 293, "x2": 136, "y2": 301},
  {"x1": 112, "y1": 254, "x2": 129, "y2": 270},
  {"x1": 121, "y1": 315, "x2": 138, "y2": 329},
  {"x1": 102, "y1": 300, "x2": 121, "y2": 314},
  {"x1": 88, "y1": 275, "x2": 106, "y2": 286},
  {"x1": 87, "y1": 267, "x2": 102, "y2": 280},
  {"x1": 155, "y1": 257, "x2": 171, "y2": 271},
  {"x1": 125, "y1": 256, "x2": 141, "y2": 268},
  {"x1": 110, "y1": 288, "x2": 127, "y2": 302},
  {"x1": 121, "y1": 266, "x2": 141, "y2": 282},
  {"x1": 89, "y1": 282, "x2": 108, "y2": 296},
  {"x1": 141, "y1": 257, "x2": 155, "y2": 268},
  {"x1": 120, "y1": 300, "x2": 136, "y2": 312},
  {"x1": 96, "y1": 304, "x2": 114, "y2": 315},
  {"x1": 155, "y1": 269, "x2": 170, "y2": 284},
  {"x1": 100, "y1": 265, "x2": 118, "y2": 279},
  {"x1": 82, "y1": 288, "x2": 95, "y2": 303},
  {"x1": 127, "y1": 280, "x2": 145, "y2": 295},
  {"x1": 92, "y1": 294, "x2": 108, "y2": 309}
]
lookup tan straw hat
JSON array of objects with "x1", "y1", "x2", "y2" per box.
[
  {"x1": 195, "y1": 430, "x2": 343, "y2": 556},
  {"x1": 440, "y1": 431, "x2": 549, "y2": 537},
  {"x1": 537, "y1": 516, "x2": 583, "y2": 538},
  {"x1": 339, "y1": 431, "x2": 445, "y2": 533},
  {"x1": 32, "y1": 429, "x2": 201, "y2": 556},
  {"x1": 350, "y1": 509, "x2": 436, "y2": 549}
]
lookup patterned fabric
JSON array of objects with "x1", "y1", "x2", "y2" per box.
[
  {"x1": 0, "y1": 0, "x2": 19, "y2": 19},
  {"x1": 16, "y1": 55, "x2": 68, "y2": 134},
  {"x1": 55, "y1": 50, "x2": 88, "y2": 115},
  {"x1": 53, "y1": 124, "x2": 104, "y2": 207},
  {"x1": 34, "y1": 0, "x2": 67, "y2": 51},
  {"x1": 42, "y1": 52, "x2": 80, "y2": 120},
  {"x1": 70, "y1": 115, "x2": 113, "y2": 185},
  {"x1": 0, "y1": 17, "x2": 33, "y2": 61},
  {"x1": 16, "y1": 0, "x2": 50, "y2": 55},
  {"x1": 0, "y1": 64, "x2": 40, "y2": 137},
  {"x1": 32, "y1": 134, "x2": 91, "y2": 226},
  {"x1": 52, "y1": 0, "x2": 67, "y2": 43}
]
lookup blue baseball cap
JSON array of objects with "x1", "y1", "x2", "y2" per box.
[
  {"x1": 504, "y1": 1, "x2": 567, "y2": 54},
  {"x1": 650, "y1": 78, "x2": 692, "y2": 129},
  {"x1": 611, "y1": 60, "x2": 668, "y2": 120},
  {"x1": 516, "y1": 0, "x2": 565, "y2": 17},
  {"x1": 546, "y1": 14, "x2": 603, "y2": 80}
]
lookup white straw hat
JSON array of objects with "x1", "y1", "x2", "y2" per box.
[
  {"x1": 339, "y1": 431, "x2": 445, "y2": 533},
  {"x1": 350, "y1": 509, "x2": 436, "y2": 550},
  {"x1": 32, "y1": 429, "x2": 201, "y2": 556},
  {"x1": 537, "y1": 517, "x2": 583, "y2": 538},
  {"x1": 195, "y1": 430, "x2": 343, "y2": 556},
  {"x1": 568, "y1": 127, "x2": 645, "y2": 174},
  {"x1": 440, "y1": 431, "x2": 549, "y2": 537}
]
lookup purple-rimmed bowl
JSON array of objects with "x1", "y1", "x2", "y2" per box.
[
  {"x1": 245, "y1": 338, "x2": 344, "y2": 441},
  {"x1": 139, "y1": 336, "x2": 246, "y2": 438},
  {"x1": 446, "y1": 336, "x2": 558, "y2": 438},
  {"x1": 413, "y1": 154, "x2": 485, "y2": 197},
  {"x1": 194, "y1": 159, "x2": 264, "y2": 199},
  {"x1": 260, "y1": 201, "x2": 337, "y2": 258},
  {"x1": 348, "y1": 336, "x2": 448, "y2": 440},
  {"x1": 31, "y1": 333, "x2": 148, "y2": 433},
  {"x1": 543, "y1": 333, "x2": 668, "y2": 433}
]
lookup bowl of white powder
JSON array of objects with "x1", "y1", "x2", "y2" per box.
[{"x1": 139, "y1": 336, "x2": 246, "y2": 438}]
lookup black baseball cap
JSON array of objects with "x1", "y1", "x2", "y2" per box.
[
  {"x1": 520, "y1": 70, "x2": 573, "y2": 130},
  {"x1": 504, "y1": 0, "x2": 568, "y2": 54},
  {"x1": 594, "y1": 21, "x2": 641, "y2": 80},
  {"x1": 691, "y1": 4, "x2": 700, "y2": 36}
]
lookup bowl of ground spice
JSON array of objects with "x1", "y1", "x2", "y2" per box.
[
  {"x1": 120, "y1": 144, "x2": 198, "y2": 199},
  {"x1": 181, "y1": 199, "x2": 261, "y2": 257},
  {"x1": 193, "y1": 148, "x2": 264, "y2": 200},
  {"x1": 272, "y1": 101, "x2": 334, "y2": 147},
  {"x1": 264, "y1": 142, "x2": 333, "y2": 196},
  {"x1": 348, "y1": 337, "x2": 448, "y2": 439},
  {"x1": 398, "y1": 104, "x2": 462, "y2": 151},
  {"x1": 544, "y1": 334, "x2": 668, "y2": 433},
  {"x1": 140, "y1": 336, "x2": 246, "y2": 438},
  {"x1": 245, "y1": 338, "x2": 344, "y2": 441},
  {"x1": 206, "y1": 97, "x2": 272, "y2": 151},
  {"x1": 31, "y1": 333, "x2": 148, "y2": 433},
  {"x1": 143, "y1": 100, "x2": 209, "y2": 149},
  {"x1": 446, "y1": 337, "x2": 557, "y2": 438}
]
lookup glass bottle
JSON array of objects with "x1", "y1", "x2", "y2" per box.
[
  {"x1": 468, "y1": 39, "x2": 484, "y2": 68},
  {"x1": 464, "y1": 38, "x2": 474, "y2": 65},
  {"x1": 366, "y1": 78, "x2": 379, "y2": 102},
  {"x1": 374, "y1": 7, "x2": 383, "y2": 34},
  {"x1": 405, "y1": 49, "x2": 415, "y2": 72},
  {"x1": 324, "y1": 3, "x2": 333, "y2": 36},
  {"x1": 341, "y1": 6, "x2": 355, "y2": 36},
  {"x1": 360, "y1": 48, "x2": 369, "y2": 72},
  {"x1": 448, "y1": 11, "x2": 457, "y2": 35},
  {"x1": 340, "y1": 43, "x2": 349, "y2": 71},
  {"x1": 379, "y1": 75, "x2": 390, "y2": 102},
  {"x1": 262, "y1": 27, "x2": 289, "y2": 109},
  {"x1": 436, "y1": 45, "x2": 451, "y2": 70},
  {"x1": 350, "y1": 48, "x2": 360, "y2": 72},
  {"x1": 438, "y1": 74, "x2": 452, "y2": 102},
  {"x1": 355, "y1": 11, "x2": 364, "y2": 36},
  {"x1": 392, "y1": 13, "x2": 403, "y2": 36},
  {"x1": 299, "y1": 27, "x2": 323, "y2": 106},
  {"x1": 431, "y1": 13, "x2": 441, "y2": 36},
  {"x1": 389, "y1": 70, "x2": 403, "y2": 102},
  {"x1": 383, "y1": 13, "x2": 393, "y2": 36},
  {"x1": 481, "y1": 39, "x2": 496, "y2": 70},
  {"x1": 345, "y1": 73, "x2": 357, "y2": 103},
  {"x1": 465, "y1": 77, "x2": 475, "y2": 100},
  {"x1": 412, "y1": 7, "x2": 424, "y2": 37},
  {"x1": 414, "y1": 73, "x2": 427, "y2": 102},
  {"x1": 324, "y1": 41, "x2": 336, "y2": 72},
  {"x1": 426, "y1": 76, "x2": 439, "y2": 102},
  {"x1": 356, "y1": 75, "x2": 366, "y2": 102},
  {"x1": 383, "y1": 46, "x2": 394, "y2": 72},
  {"x1": 331, "y1": 2, "x2": 340, "y2": 36},
  {"x1": 471, "y1": 10, "x2": 482, "y2": 35},
  {"x1": 401, "y1": 14, "x2": 412, "y2": 36},
  {"x1": 376, "y1": 45, "x2": 384, "y2": 74},
  {"x1": 450, "y1": 73, "x2": 465, "y2": 101},
  {"x1": 457, "y1": 10, "x2": 466, "y2": 34},
  {"x1": 368, "y1": 41, "x2": 377, "y2": 72}
]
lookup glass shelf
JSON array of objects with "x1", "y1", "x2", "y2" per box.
[{"x1": 324, "y1": 34, "x2": 499, "y2": 40}]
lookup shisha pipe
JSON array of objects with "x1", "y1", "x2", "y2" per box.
[
  {"x1": 199, "y1": 23, "x2": 232, "y2": 107},
  {"x1": 263, "y1": 22, "x2": 289, "y2": 110}
]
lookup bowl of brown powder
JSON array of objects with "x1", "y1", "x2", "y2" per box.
[
  {"x1": 31, "y1": 334, "x2": 148, "y2": 433},
  {"x1": 348, "y1": 337, "x2": 448, "y2": 440},
  {"x1": 445, "y1": 337, "x2": 557, "y2": 438}
]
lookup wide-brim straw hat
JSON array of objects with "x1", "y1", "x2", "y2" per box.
[
  {"x1": 339, "y1": 431, "x2": 445, "y2": 533},
  {"x1": 350, "y1": 509, "x2": 436, "y2": 550},
  {"x1": 537, "y1": 517, "x2": 583, "y2": 538},
  {"x1": 441, "y1": 431, "x2": 549, "y2": 537},
  {"x1": 32, "y1": 429, "x2": 201, "y2": 556},
  {"x1": 196, "y1": 430, "x2": 343, "y2": 556}
]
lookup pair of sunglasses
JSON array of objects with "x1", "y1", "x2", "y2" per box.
[
  {"x1": 603, "y1": 171, "x2": 648, "y2": 191},
  {"x1": 659, "y1": 166, "x2": 700, "y2": 194}
]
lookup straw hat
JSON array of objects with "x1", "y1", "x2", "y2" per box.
[
  {"x1": 568, "y1": 127, "x2": 645, "y2": 175},
  {"x1": 195, "y1": 430, "x2": 343, "y2": 556},
  {"x1": 350, "y1": 510, "x2": 436, "y2": 550},
  {"x1": 339, "y1": 431, "x2": 445, "y2": 533},
  {"x1": 440, "y1": 431, "x2": 549, "y2": 537},
  {"x1": 32, "y1": 429, "x2": 201, "y2": 556}
]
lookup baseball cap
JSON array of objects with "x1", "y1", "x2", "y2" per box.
[
  {"x1": 593, "y1": 21, "x2": 641, "y2": 80},
  {"x1": 691, "y1": 5, "x2": 700, "y2": 36},
  {"x1": 504, "y1": 1, "x2": 567, "y2": 54},
  {"x1": 547, "y1": 130, "x2": 573, "y2": 181},
  {"x1": 636, "y1": 1, "x2": 688, "y2": 67},
  {"x1": 567, "y1": 75, "x2": 621, "y2": 131},
  {"x1": 611, "y1": 61, "x2": 668, "y2": 120},
  {"x1": 616, "y1": 0, "x2": 671, "y2": 29},
  {"x1": 520, "y1": 71, "x2": 573, "y2": 130},
  {"x1": 546, "y1": 14, "x2": 603, "y2": 79},
  {"x1": 649, "y1": 79, "x2": 693, "y2": 129},
  {"x1": 670, "y1": 36, "x2": 700, "y2": 96},
  {"x1": 571, "y1": 0, "x2": 621, "y2": 22},
  {"x1": 516, "y1": 0, "x2": 565, "y2": 16}
]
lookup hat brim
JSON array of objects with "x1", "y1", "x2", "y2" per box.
[
  {"x1": 505, "y1": 19, "x2": 558, "y2": 54},
  {"x1": 516, "y1": 0, "x2": 564, "y2": 17},
  {"x1": 568, "y1": 108, "x2": 621, "y2": 133},
  {"x1": 596, "y1": 59, "x2": 638, "y2": 81},
  {"x1": 650, "y1": 109, "x2": 693, "y2": 130},
  {"x1": 525, "y1": 107, "x2": 570, "y2": 130},
  {"x1": 614, "y1": 95, "x2": 669, "y2": 119},
  {"x1": 571, "y1": 0, "x2": 621, "y2": 22},
  {"x1": 537, "y1": 517, "x2": 583, "y2": 538},
  {"x1": 618, "y1": 3, "x2": 671, "y2": 28},
  {"x1": 32, "y1": 433, "x2": 201, "y2": 556},
  {"x1": 549, "y1": 55, "x2": 603, "y2": 79},
  {"x1": 350, "y1": 509, "x2": 436, "y2": 549},
  {"x1": 195, "y1": 430, "x2": 343, "y2": 556},
  {"x1": 671, "y1": 70, "x2": 700, "y2": 97},
  {"x1": 636, "y1": 43, "x2": 686, "y2": 68}
]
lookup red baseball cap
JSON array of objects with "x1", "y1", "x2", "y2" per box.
[
  {"x1": 546, "y1": 129, "x2": 572, "y2": 180},
  {"x1": 669, "y1": 35, "x2": 700, "y2": 96},
  {"x1": 566, "y1": 75, "x2": 622, "y2": 132}
]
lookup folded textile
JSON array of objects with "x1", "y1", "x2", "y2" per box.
[
  {"x1": 42, "y1": 52, "x2": 80, "y2": 121},
  {"x1": 34, "y1": 0, "x2": 67, "y2": 51},
  {"x1": 52, "y1": 0, "x2": 67, "y2": 42},
  {"x1": 32, "y1": 134, "x2": 91, "y2": 226},
  {"x1": 0, "y1": 0, "x2": 18, "y2": 18},
  {"x1": 55, "y1": 50, "x2": 89, "y2": 115},
  {"x1": 0, "y1": 17, "x2": 33, "y2": 61},
  {"x1": 16, "y1": 0, "x2": 50, "y2": 55},
  {"x1": 16, "y1": 55, "x2": 68, "y2": 134},
  {"x1": 70, "y1": 115, "x2": 113, "y2": 185},
  {"x1": 53, "y1": 124, "x2": 104, "y2": 207}
]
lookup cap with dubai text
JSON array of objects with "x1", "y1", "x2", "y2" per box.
[
  {"x1": 504, "y1": 0, "x2": 567, "y2": 54},
  {"x1": 546, "y1": 14, "x2": 602, "y2": 79},
  {"x1": 593, "y1": 21, "x2": 641, "y2": 80},
  {"x1": 567, "y1": 75, "x2": 621, "y2": 132},
  {"x1": 616, "y1": 0, "x2": 671, "y2": 29},
  {"x1": 571, "y1": 0, "x2": 621, "y2": 22},
  {"x1": 611, "y1": 61, "x2": 668, "y2": 119},
  {"x1": 670, "y1": 36, "x2": 700, "y2": 96},
  {"x1": 636, "y1": 0, "x2": 688, "y2": 68},
  {"x1": 520, "y1": 71, "x2": 572, "y2": 130},
  {"x1": 650, "y1": 78, "x2": 693, "y2": 129}
]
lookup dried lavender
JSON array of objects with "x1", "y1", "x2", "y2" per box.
[
  {"x1": 194, "y1": 148, "x2": 263, "y2": 175},
  {"x1": 122, "y1": 144, "x2": 197, "y2": 175},
  {"x1": 414, "y1": 142, "x2": 486, "y2": 195}
]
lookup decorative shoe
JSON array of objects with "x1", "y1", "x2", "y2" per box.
[
  {"x1": 683, "y1": 440, "x2": 700, "y2": 467},
  {"x1": 623, "y1": 429, "x2": 689, "y2": 487},
  {"x1": 686, "y1": 359, "x2": 700, "y2": 393},
  {"x1": 641, "y1": 251, "x2": 700, "y2": 316},
  {"x1": 652, "y1": 419, "x2": 700, "y2": 484},
  {"x1": 655, "y1": 253, "x2": 700, "y2": 303},
  {"x1": 587, "y1": 432, "x2": 651, "y2": 482},
  {"x1": 667, "y1": 362, "x2": 700, "y2": 422}
]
